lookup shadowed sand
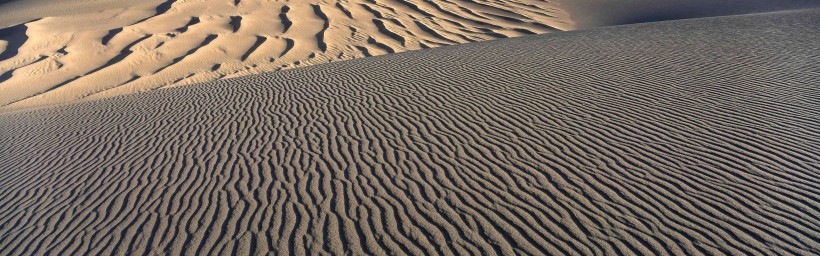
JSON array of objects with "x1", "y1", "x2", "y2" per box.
[
  {"x1": 0, "y1": 0, "x2": 569, "y2": 111},
  {"x1": 560, "y1": 0, "x2": 819, "y2": 28},
  {"x1": 1, "y1": 9, "x2": 819, "y2": 256}
]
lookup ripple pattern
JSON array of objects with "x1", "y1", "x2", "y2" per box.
[
  {"x1": 0, "y1": 0, "x2": 568, "y2": 110},
  {"x1": 0, "y1": 9, "x2": 819, "y2": 256}
]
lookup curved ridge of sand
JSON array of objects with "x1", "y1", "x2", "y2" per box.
[
  {"x1": 0, "y1": 0, "x2": 569, "y2": 111},
  {"x1": 1, "y1": 9, "x2": 819, "y2": 255}
]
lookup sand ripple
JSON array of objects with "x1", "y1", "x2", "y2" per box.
[
  {"x1": 0, "y1": 0, "x2": 568, "y2": 110},
  {"x1": 0, "y1": 9, "x2": 818, "y2": 255}
]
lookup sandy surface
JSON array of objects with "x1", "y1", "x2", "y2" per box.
[
  {"x1": 558, "y1": 0, "x2": 820, "y2": 28},
  {"x1": 1, "y1": 9, "x2": 818, "y2": 255},
  {"x1": 0, "y1": 0, "x2": 569, "y2": 111}
]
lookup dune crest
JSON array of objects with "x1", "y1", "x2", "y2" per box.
[
  {"x1": 0, "y1": 0, "x2": 569, "y2": 111},
  {"x1": 1, "y1": 9, "x2": 818, "y2": 255}
]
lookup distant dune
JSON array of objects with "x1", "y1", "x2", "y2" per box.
[
  {"x1": 560, "y1": 0, "x2": 820, "y2": 28},
  {"x1": 0, "y1": 0, "x2": 569, "y2": 111},
  {"x1": 1, "y1": 9, "x2": 818, "y2": 255},
  {"x1": 1, "y1": 0, "x2": 818, "y2": 111}
]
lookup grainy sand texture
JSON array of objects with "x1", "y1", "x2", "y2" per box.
[
  {"x1": 0, "y1": 0, "x2": 569, "y2": 111},
  {"x1": 1, "y1": 8, "x2": 819, "y2": 255},
  {"x1": 560, "y1": 0, "x2": 819, "y2": 28}
]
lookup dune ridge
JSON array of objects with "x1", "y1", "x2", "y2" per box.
[
  {"x1": 0, "y1": 0, "x2": 569, "y2": 111},
  {"x1": 1, "y1": 9, "x2": 818, "y2": 255}
]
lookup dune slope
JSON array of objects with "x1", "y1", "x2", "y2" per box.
[
  {"x1": 558, "y1": 0, "x2": 820, "y2": 28},
  {"x1": 1, "y1": 9, "x2": 819, "y2": 255},
  {"x1": 0, "y1": 0, "x2": 568, "y2": 111}
]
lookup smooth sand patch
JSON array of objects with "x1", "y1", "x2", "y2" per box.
[{"x1": 557, "y1": 0, "x2": 819, "y2": 28}]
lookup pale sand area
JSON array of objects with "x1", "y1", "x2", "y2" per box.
[
  {"x1": 0, "y1": 0, "x2": 569, "y2": 111},
  {"x1": 1, "y1": 9, "x2": 818, "y2": 255}
]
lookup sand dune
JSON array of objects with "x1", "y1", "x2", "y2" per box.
[
  {"x1": 560, "y1": 0, "x2": 820, "y2": 28},
  {"x1": 0, "y1": 0, "x2": 569, "y2": 111},
  {"x1": 1, "y1": 9, "x2": 818, "y2": 255}
]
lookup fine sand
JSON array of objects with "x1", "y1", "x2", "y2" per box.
[
  {"x1": 1, "y1": 9, "x2": 818, "y2": 255},
  {"x1": 559, "y1": 0, "x2": 820, "y2": 28},
  {"x1": 0, "y1": 0, "x2": 569, "y2": 111}
]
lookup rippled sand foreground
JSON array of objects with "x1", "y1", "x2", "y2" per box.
[{"x1": 1, "y1": 9, "x2": 818, "y2": 255}]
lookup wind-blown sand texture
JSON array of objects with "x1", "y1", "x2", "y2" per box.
[
  {"x1": 1, "y1": 9, "x2": 819, "y2": 256},
  {"x1": 561, "y1": 0, "x2": 819, "y2": 28},
  {"x1": 0, "y1": 0, "x2": 568, "y2": 111}
]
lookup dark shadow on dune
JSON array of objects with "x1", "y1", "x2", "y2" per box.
[
  {"x1": 0, "y1": 70, "x2": 11, "y2": 83},
  {"x1": 279, "y1": 6, "x2": 292, "y2": 33},
  {"x1": 125, "y1": 0, "x2": 177, "y2": 26},
  {"x1": 372, "y1": 19, "x2": 407, "y2": 46},
  {"x1": 280, "y1": 38, "x2": 294, "y2": 57},
  {"x1": 175, "y1": 16, "x2": 200, "y2": 33},
  {"x1": 0, "y1": 55, "x2": 47, "y2": 84},
  {"x1": 101, "y1": 28, "x2": 123, "y2": 45},
  {"x1": 311, "y1": 4, "x2": 329, "y2": 52},
  {"x1": 366, "y1": 36, "x2": 394, "y2": 53},
  {"x1": 155, "y1": 0, "x2": 176, "y2": 15},
  {"x1": 0, "y1": 23, "x2": 28, "y2": 62},
  {"x1": 241, "y1": 35, "x2": 267, "y2": 61},
  {"x1": 0, "y1": 23, "x2": 29, "y2": 84},
  {"x1": 229, "y1": 16, "x2": 242, "y2": 33}
]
